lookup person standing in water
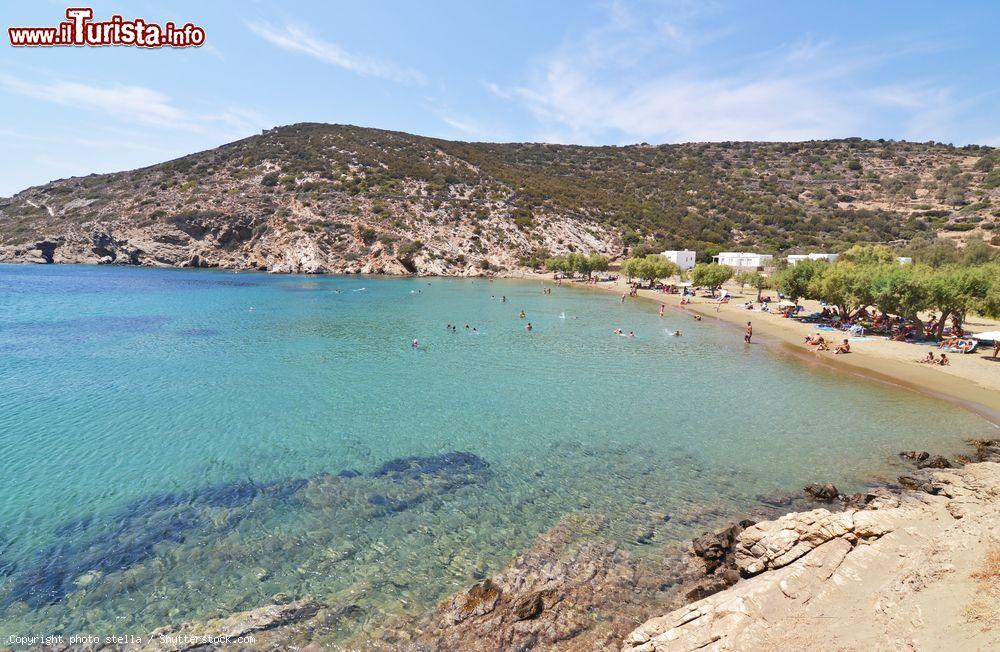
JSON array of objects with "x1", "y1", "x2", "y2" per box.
[
  {"x1": 744, "y1": 321, "x2": 753, "y2": 343},
  {"x1": 525, "y1": 322, "x2": 533, "y2": 332},
  {"x1": 412, "y1": 339, "x2": 420, "y2": 348},
  {"x1": 659, "y1": 304, "x2": 665, "y2": 317}
]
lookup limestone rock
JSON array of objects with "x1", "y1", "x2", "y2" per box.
[{"x1": 624, "y1": 462, "x2": 1000, "y2": 652}]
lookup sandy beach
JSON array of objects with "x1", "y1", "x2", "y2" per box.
[{"x1": 549, "y1": 274, "x2": 1000, "y2": 419}]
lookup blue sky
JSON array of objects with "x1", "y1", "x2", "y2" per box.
[{"x1": 2, "y1": 1, "x2": 998, "y2": 196}]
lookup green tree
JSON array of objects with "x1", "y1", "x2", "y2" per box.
[
  {"x1": 735, "y1": 271, "x2": 772, "y2": 301},
  {"x1": 690, "y1": 263, "x2": 733, "y2": 295},
  {"x1": 620, "y1": 255, "x2": 680, "y2": 286},
  {"x1": 926, "y1": 265, "x2": 994, "y2": 337},
  {"x1": 776, "y1": 259, "x2": 828, "y2": 302},
  {"x1": 620, "y1": 257, "x2": 640, "y2": 282},
  {"x1": 839, "y1": 244, "x2": 896, "y2": 265},
  {"x1": 587, "y1": 254, "x2": 610, "y2": 278},
  {"x1": 808, "y1": 262, "x2": 875, "y2": 321},
  {"x1": 544, "y1": 256, "x2": 568, "y2": 274},
  {"x1": 869, "y1": 264, "x2": 932, "y2": 335}
]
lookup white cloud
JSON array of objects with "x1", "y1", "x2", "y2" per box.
[
  {"x1": 0, "y1": 74, "x2": 186, "y2": 128},
  {"x1": 488, "y1": 5, "x2": 978, "y2": 144},
  {"x1": 0, "y1": 74, "x2": 267, "y2": 136},
  {"x1": 246, "y1": 21, "x2": 423, "y2": 84}
]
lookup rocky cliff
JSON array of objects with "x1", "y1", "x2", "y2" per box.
[
  {"x1": 625, "y1": 456, "x2": 1000, "y2": 651},
  {"x1": 2, "y1": 124, "x2": 998, "y2": 274}
]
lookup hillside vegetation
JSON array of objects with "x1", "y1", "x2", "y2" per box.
[{"x1": 1, "y1": 123, "x2": 997, "y2": 274}]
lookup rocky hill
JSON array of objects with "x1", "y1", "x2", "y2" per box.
[{"x1": 1, "y1": 123, "x2": 997, "y2": 274}]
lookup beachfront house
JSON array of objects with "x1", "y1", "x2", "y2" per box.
[
  {"x1": 713, "y1": 252, "x2": 774, "y2": 271},
  {"x1": 787, "y1": 253, "x2": 839, "y2": 265},
  {"x1": 660, "y1": 249, "x2": 697, "y2": 270}
]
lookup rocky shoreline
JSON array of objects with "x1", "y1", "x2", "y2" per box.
[
  {"x1": 18, "y1": 438, "x2": 996, "y2": 652},
  {"x1": 625, "y1": 438, "x2": 1000, "y2": 652}
]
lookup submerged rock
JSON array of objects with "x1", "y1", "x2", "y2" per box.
[
  {"x1": 969, "y1": 438, "x2": 1000, "y2": 463},
  {"x1": 916, "y1": 455, "x2": 952, "y2": 470},
  {"x1": 900, "y1": 450, "x2": 930, "y2": 463},
  {"x1": 0, "y1": 476, "x2": 308, "y2": 608},
  {"x1": 410, "y1": 513, "x2": 653, "y2": 651},
  {"x1": 804, "y1": 483, "x2": 840, "y2": 502},
  {"x1": 146, "y1": 599, "x2": 322, "y2": 651},
  {"x1": 369, "y1": 451, "x2": 489, "y2": 479}
]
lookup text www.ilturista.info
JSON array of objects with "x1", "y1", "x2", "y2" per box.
[{"x1": 8, "y1": 8, "x2": 205, "y2": 48}]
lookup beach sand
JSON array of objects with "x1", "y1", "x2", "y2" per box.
[{"x1": 543, "y1": 274, "x2": 1000, "y2": 419}]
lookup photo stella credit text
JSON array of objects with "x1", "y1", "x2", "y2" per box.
[{"x1": 7, "y1": 7, "x2": 205, "y2": 48}]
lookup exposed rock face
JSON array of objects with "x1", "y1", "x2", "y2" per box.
[
  {"x1": 3, "y1": 124, "x2": 997, "y2": 275},
  {"x1": 623, "y1": 462, "x2": 1000, "y2": 652}
]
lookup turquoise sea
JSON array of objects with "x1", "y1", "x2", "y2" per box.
[{"x1": 0, "y1": 265, "x2": 993, "y2": 643}]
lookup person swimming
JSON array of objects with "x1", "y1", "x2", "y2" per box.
[
  {"x1": 628, "y1": 331, "x2": 635, "y2": 337},
  {"x1": 673, "y1": 330, "x2": 682, "y2": 336},
  {"x1": 525, "y1": 322, "x2": 533, "y2": 331},
  {"x1": 519, "y1": 310, "x2": 526, "y2": 319},
  {"x1": 412, "y1": 339, "x2": 419, "y2": 348}
]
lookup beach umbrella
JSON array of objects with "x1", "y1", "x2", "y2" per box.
[
  {"x1": 970, "y1": 331, "x2": 1000, "y2": 342},
  {"x1": 778, "y1": 300, "x2": 797, "y2": 308}
]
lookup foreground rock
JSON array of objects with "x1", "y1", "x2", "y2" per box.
[
  {"x1": 145, "y1": 599, "x2": 322, "y2": 651},
  {"x1": 408, "y1": 513, "x2": 684, "y2": 650},
  {"x1": 624, "y1": 461, "x2": 1000, "y2": 651}
]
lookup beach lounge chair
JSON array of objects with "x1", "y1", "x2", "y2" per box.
[{"x1": 948, "y1": 340, "x2": 978, "y2": 354}]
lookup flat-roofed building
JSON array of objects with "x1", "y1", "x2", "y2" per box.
[
  {"x1": 660, "y1": 249, "x2": 697, "y2": 270},
  {"x1": 787, "y1": 253, "x2": 839, "y2": 265},
  {"x1": 713, "y1": 252, "x2": 774, "y2": 271}
]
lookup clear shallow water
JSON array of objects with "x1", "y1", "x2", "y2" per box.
[{"x1": 0, "y1": 265, "x2": 993, "y2": 642}]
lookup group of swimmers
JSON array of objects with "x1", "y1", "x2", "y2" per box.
[{"x1": 445, "y1": 323, "x2": 478, "y2": 333}]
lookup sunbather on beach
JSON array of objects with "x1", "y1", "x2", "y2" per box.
[
  {"x1": 920, "y1": 351, "x2": 936, "y2": 364},
  {"x1": 834, "y1": 339, "x2": 850, "y2": 354},
  {"x1": 817, "y1": 339, "x2": 829, "y2": 351},
  {"x1": 938, "y1": 353, "x2": 950, "y2": 366}
]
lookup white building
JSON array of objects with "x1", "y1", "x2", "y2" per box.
[
  {"x1": 787, "y1": 253, "x2": 840, "y2": 265},
  {"x1": 713, "y1": 252, "x2": 774, "y2": 270},
  {"x1": 897, "y1": 257, "x2": 913, "y2": 264},
  {"x1": 660, "y1": 249, "x2": 697, "y2": 270}
]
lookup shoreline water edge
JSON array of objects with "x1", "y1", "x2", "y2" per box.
[{"x1": 3, "y1": 264, "x2": 998, "y2": 651}]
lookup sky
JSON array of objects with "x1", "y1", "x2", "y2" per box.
[{"x1": 1, "y1": 1, "x2": 998, "y2": 196}]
